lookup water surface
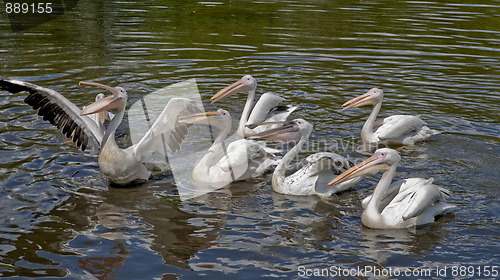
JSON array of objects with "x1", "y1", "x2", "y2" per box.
[{"x1": 0, "y1": 0, "x2": 499, "y2": 279}]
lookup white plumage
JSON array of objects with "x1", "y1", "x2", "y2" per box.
[
  {"x1": 210, "y1": 75, "x2": 297, "y2": 138},
  {"x1": 251, "y1": 119, "x2": 360, "y2": 197},
  {"x1": 328, "y1": 148, "x2": 454, "y2": 229},
  {"x1": 1, "y1": 79, "x2": 198, "y2": 185},
  {"x1": 343, "y1": 88, "x2": 438, "y2": 151},
  {"x1": 179, "y1": 109, "x2": 278, "y2": 185}
]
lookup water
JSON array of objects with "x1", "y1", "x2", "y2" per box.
[{"x1": 1, "y1": 0, "x2": 499, "y2": 279}]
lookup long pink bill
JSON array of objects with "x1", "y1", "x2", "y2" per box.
[
  {"x1": 342, "y1": 92, "x2": 372, "y2": 110},
  {"x1": 247, "y1": 121, "x2": 298, "y2": 141},
  {"x1": 178, "y1": 111, "x2": 221, "y2": 125},
  {"x1": 210, "y1": 81, "x2": 244, "y2": 104},
  {"x1": 327, "y1": 154, "x2": 383, "y2": 187},
  {"x1": 80, "y1": 95, "x2": 123, "y2": 116}
]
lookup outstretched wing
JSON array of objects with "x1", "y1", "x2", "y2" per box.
[
  {"x1": 132, "y1": 97, "x2": 201, "y2": 159},
  {"x1": 0, "y1": 79, "x2": 103, "y2": 152}
]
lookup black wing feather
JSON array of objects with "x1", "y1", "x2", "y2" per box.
[{"x1": 1, "y1": 79, "x2": 103, "y2": 152}]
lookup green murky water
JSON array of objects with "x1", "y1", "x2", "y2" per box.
[{"x1": 0, "y1": 0, "x2": 499, "y2": 278}]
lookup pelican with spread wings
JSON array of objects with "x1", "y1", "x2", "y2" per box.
[{"x1": 1, "y1": 79, "x2": 199, "y2": 185}]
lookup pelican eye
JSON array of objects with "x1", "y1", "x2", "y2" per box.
[{"x1": 334, "y1": 160, "x2": 342, "y2": 167}]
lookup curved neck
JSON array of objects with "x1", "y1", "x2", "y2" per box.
[
  {"x1": 273, "y1": 130, "x2": 310, "y2": 191},
  {"x1": 361, "y1": 100, "x2": 382, "y2": 144},
  {"x1": 237, "y1": 90, "x2": 255, "y2": 136},
  {"x1": 101, "y1": 109, "x2": 124, "y2": 149},
  {"x1": 196, "y1": 123, "x2": 229, "y2": 173},
  {"x1": 366, "y1": 162, "x2": 398, "y2": 215}
]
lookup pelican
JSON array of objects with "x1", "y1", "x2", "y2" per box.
[
  {"x1": 1, "y1": 79, "x2": 199, "y2": 185},
  {"x1": 86, "y1": 93, "x2": 113, "y2": 133},
  {"x1": 343, "y1": 88, "x2": 438, "y2": 151},
  {"x1": 178, "y1": 109, "x2": 278, "y2": 185},
  {"x1": 210, "y1": 75, "x2": 297, "y2": 138},
  {"x1": 327, "y1": 148, "x2": 454, "y2": 229},
  {"x1": 249, "y1": 119, "x2": 360, "y2": 196}
]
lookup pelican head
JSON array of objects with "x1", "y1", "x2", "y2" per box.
[
  {"x1": 342, "y1": 88, "x2": 383, "y2": 110},
  {"x1": 327, "y1": 148, "x2": 400, "y2": 187},
  {"x1": 178, "y1": 109, "x2": 231, "y2": 130},
  {"x1": 292, "y1": 119, "x2": 313, "y2": 137},
  {"x1": 210, "y1": 75, "x2": 256, "y2": 104},
  {"x1": 79, "y1": 81, "x2": 127, "y2": 115}
]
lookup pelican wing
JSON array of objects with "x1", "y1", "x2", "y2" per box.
[
  {"x1": 132, "y1": 97, "x2": 201, "y2": 158},
  {"x1": 379, "y1": 178, "x2": 443, "y2": 221},
  {"x1": 284, "y1": 152, "x2": 330, "y2": 176},
  {"x1": 265, "y1": 104, "x2": 297, "y2": 123},
  {"x1": 308, "y1": 154, "x2": 343, "y2": 194},
  {"x1": 305, "y1": 152, "x2": 352, "y2": 169},
  {"x1": 1, "y1": 79, "x2": 103, "y2": 152},
  {"x1": 362, "y1": 178, "x2": 422, "y2": 210},
  {"x1": 247, "y1": 92, "x2": 295, "y2": 126},
  {"x1": 376, "y1": 115, "x2": 426, "y2": 141},
  {"x1": 400, "y1": 180, "x2": 451, "y2": 221},
  {"x1": 223, "y1": 139, "x2": 266, "y2": 165},
  {"x1": 301, "y1": 152, "x2": 349, "y2": 178},
  {"x1": 218, "y1": 139, "x2": 275, "y2": 180},
  {"x1": 306, "y1": 152, "x2": 359, "y2": 195}
]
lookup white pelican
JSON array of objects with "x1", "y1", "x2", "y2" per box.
[
  {"x1": 327, "y1": 148, "x2": 454, "y2": 229},
  {"x1": 178, "y1": 109, "x2": 278, "y2": 185},
  {"x1": 249, "y1": 119, "x2": 360, "y2": 196},
  {"x1": 210, "y1": 75, "x2": 297, "y2": 138},
  {"x1": 343, "y1": 88, "x2": 438, "y2": 151},
  {"x1": 86, "y1": 93, "x2": 113, "y2": 134},
  {"x1": 1, "y1": 79, "x2": 199, "y2": 185}
]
